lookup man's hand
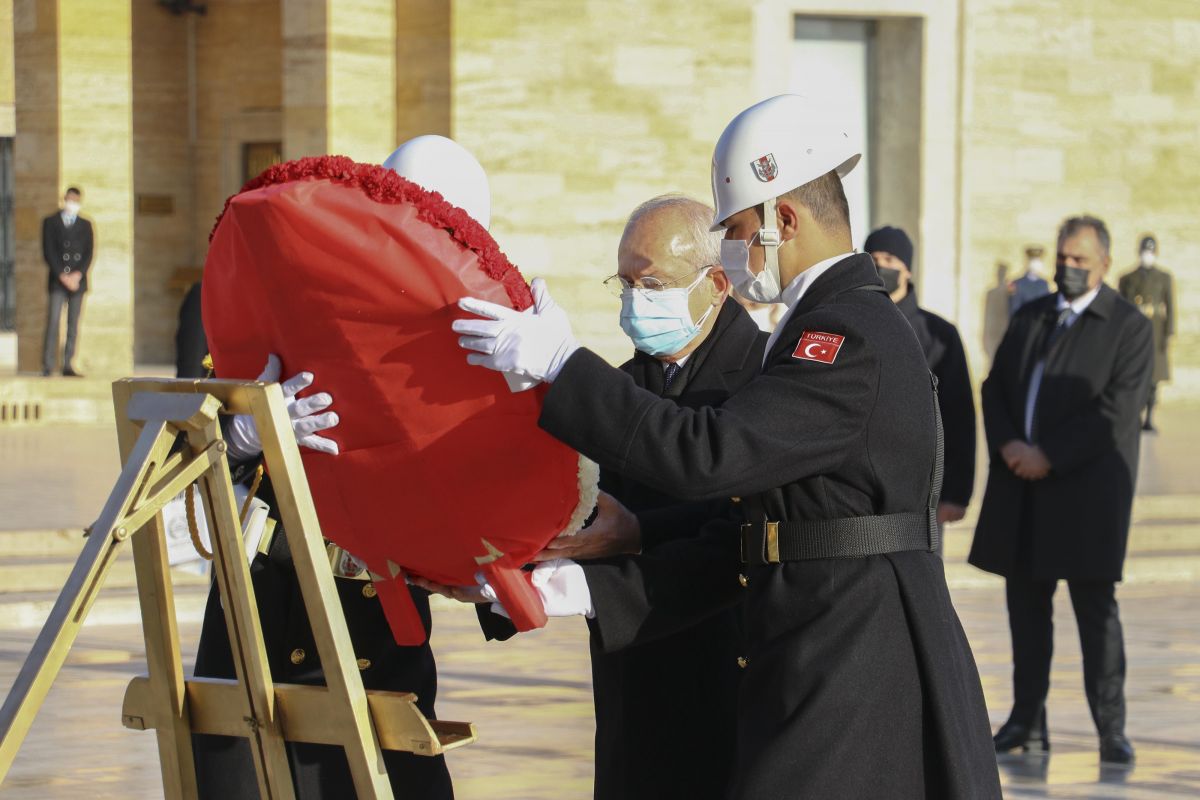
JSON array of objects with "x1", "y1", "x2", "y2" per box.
[
  {"x1": 408, "y1": 575, "x2": 489, "y2": 604},
  {"x1": 1016, "y1": 445, "x2": 1051, "y2": 480},
  {"x1": 1000, "y1": 440, "x2": 1051, "y2": 481},
  {"x1": 937, "y1": 502, "x2": 967, "y2": 524},
  {"x1": 225, "y1": 354, "x2": 340, "y2": 460},
  {"x1": 532, "y1": 491, "x2": 641, "y2": 562},
  {"x1": 59, "y1": 272, "x2": 82, "y2": 292},
  {"x1": 453, "y1": 278, "x2": 579, "y2": 384},
  {"x1": 413, "y1": 561, "x2": 594, "y2": 619}
]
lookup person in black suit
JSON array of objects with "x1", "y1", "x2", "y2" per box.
[
  {"x1": 41, "y1": 186, "x2": 93, "y2": 376},
  {"x1": 175, "y1": 282, "x2": 208, "y2": 378},
  {"x1": 970, "y1": 215, "x2": 1153, "y2": 765},
  {"x1": 467, "y1": 195, "x2": 765, "y2": 800},
  {"x1": 865, "y1": 225, "x2": 976, "y2": 536}
]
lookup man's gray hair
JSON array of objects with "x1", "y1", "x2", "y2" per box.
[
  {"x1": 623, "y1": 194, "x2": 723, "y2": 271},
  {"x1": 1058, "y1": 215, "x2": 1111, "y2": 259}
]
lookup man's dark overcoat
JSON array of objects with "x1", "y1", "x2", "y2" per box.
[
  {"x1": 192, "y1": 473, "x2": 453, "y2": 799},
  {"x1": 42, "y1": 212, "x2": 93, "y2": 291},
  {"x1": 896, "y1": 288, "x2": 976, "y2": 508},
  {"x1": 538, "y1": 254, "x2": 1001, "y2": 799},
  {"x1": 479, "y1": 299, "x2": 765, "y2": 800},
  {"x1": 969, "y1": 286, "x2": 1153, "y2": 581}
]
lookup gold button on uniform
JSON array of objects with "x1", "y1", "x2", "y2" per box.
[
  {"x1": 731, "y1": 496, "x2": 741, "y2": 504},
  {"x1": 290, "y1": 648, "x2": 306, "y2": 665},
  {"x1": 738, "y1": 574, "x2": 748, "y2": 587},
  {"x1": 356, "y1": 658, "x2": 372, "y2": 671},
  {"x1": 362, "y1": 583, "x2": 377, "y2": 599},
  {"x1": 737, "y1": 656, "x2": 748, "y2": 669}
]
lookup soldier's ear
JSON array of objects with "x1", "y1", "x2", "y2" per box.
[{"x1": 775, "y1": 199, "x2": 805, "y2": 242}]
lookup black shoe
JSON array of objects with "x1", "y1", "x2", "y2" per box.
[
  {"x1": 1142, "y1": 422, "x2": 1156, "y2": 433},
  {"x1": 41, "y1": 368, "x2": 52, "y2": 377},
  {"x1": 1100, "y1": 733, "x2": 1135, "y2": 764},
  {"x1": 62, "y1": 367, "x2": 84, "y2": 378},
  {"x1": 994, "y1": 709, "x2": 1049, "y2": 754}
]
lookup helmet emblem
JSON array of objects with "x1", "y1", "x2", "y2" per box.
[{"x1": 752, "y1": 153, "x2": 778, "y2": 182}]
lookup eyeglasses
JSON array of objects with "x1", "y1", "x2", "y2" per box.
[{"x1": 603, "y1": 265, "x2": 715, "y2": 298}]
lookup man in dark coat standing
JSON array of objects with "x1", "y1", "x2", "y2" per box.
[
  {"x1": 970, "y1": 215, "x2": 1153, "y2": 765},
  {"x1": 1118, "y1": 234, "x2": 1173, "y2": 431},
  {"x1": 471, "y1": 195, "x2": 765, "y2": 800},
  {"x1": 41, "y1": 186, "x2": 93, "y2": 376},
  {"x1": 865, "y1": 225, "x2": 976, "y2": 534},
  {"x1": 450, "y1": 95, "x2": 1001, "y2": 799}
]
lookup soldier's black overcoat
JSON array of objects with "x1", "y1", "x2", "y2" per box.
[
  {"x1": 192, "y1": 475, "x2": 453, "y2": 799},
  {"x1": 41, "y1": 213, "x2": 93, "y2": 291},
  {"x1": 539, "y1": 254, "x2": 1001, "y2": 799}
]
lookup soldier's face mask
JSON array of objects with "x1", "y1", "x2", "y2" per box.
[
  {"x1": 619, "y1": 268, "x2": 716, "y2": 357},
  {"x1": 721, "y1": 231, "x2": 784, "y2": 304},
  {"x1": 1139, "y1": 251, "x2": 1156, "y2": 268},
  {"x1": 64, "y1": 200, "x2": 81, "y2": 216}
]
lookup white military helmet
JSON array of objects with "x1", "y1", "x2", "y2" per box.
[
  {"x1": 383, "y1": 135, "x2": 491, "y2": 230},
  {"x1": 709, "y1": 94, "x2": 860, "y2": 232}
]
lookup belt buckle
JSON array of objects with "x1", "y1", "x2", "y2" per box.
[
  {"x1": 764, "y1": 521, "x2": 780, "y2": 564},
  {"x1": 740, "y1": 521, "x2": 781, "y2": 566}
]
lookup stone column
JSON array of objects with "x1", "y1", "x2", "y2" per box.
[
  {"x1": 281, "y1": 0, "x2": 396, "y2": 162},
  {"x1": 13, "y1": 0, "x2": 134, "y2": 375}
]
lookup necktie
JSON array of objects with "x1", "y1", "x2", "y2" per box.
[
  {"x1": 1042, "y1": 307, "x2": 1075, "y2": 356},
  {"x1": 663, "y1": 362, "x2": 681, "y2": 393}
]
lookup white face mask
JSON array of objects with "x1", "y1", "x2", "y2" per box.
[
  {"x1": 1139, "y1": 251, "x2": 1156, "y2": 268},
  {"x1": 64, "y1": 201, "x2": 81, "y2": 216},
  {"x1": 721, "y1": 232, "x2": 783, "y2": 304},
  {"x1": 1027, "y1": 257, "x2": 1044, "y2": 276}
]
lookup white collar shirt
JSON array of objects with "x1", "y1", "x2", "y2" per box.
[{"x1": 762, "y1": 252, "x2": 856, "y2": 367}]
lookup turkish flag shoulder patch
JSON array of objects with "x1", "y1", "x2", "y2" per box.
[{"x1": 792, "y1": 331, "x2": 845, "y2": 364}]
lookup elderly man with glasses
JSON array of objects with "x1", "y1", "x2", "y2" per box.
[{"x1": 460, "y1": 194, "x2": 767, "y2": 800}]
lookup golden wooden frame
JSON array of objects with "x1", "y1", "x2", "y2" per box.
[{"x1": 0, "y1": 378, "x2": 474, "y2": 798}]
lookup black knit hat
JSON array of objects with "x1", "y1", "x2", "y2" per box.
[{"x1": 864, "y1": 226, "x2": 914, "y2": 271}]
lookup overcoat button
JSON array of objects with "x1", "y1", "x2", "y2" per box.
[
  {"x1": 290, "y1": 648, "x2": 306, "y2": 665},
  {"x1": 356, "y1": 658, "x2": 371, "y2": 671},
  {"x1": 731, "y1": 497, "x2": 741, "y2": 504},
  {"x1": 362, "y1": 583, "x2": 377, "y2": 599},
  {"x1": 738, "y1": 574, "x2": 748, "y2": 587},
  {"x1": 737, "y1": 656, "x2": 748, "y2": 669}
]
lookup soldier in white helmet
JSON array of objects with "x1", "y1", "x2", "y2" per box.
[
  {"x1": 447, "y1": 95, "x2": 1002, "y2": 798},
  {"x1": 191, "y1": 134, "x2": 490, "y2": 800}
]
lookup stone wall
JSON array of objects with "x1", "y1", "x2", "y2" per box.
[
  {"x1": 0, "y1": 0, "x2": 14, "y2": 136},
  {"x1": 959, "y1": 0, "x2": 1200, "y2": 401},
  {"x1": 451, "y1": 0, "x2": 757, "y2": 365}
]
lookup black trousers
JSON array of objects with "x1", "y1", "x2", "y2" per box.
[
  {"x1": 1005, "y1": 577, "x2": 1127, "y2": 736},
  {"x1": 43, "y1": 283, "x2": 83, "y2": 372}
]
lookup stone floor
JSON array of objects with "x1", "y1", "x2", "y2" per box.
[
  {"x1": 0, "y1": 407, "x2": 1198, "y2": 797},
  {"x1": 1, "y1": 580, "x2": 1198, "y2": 799}
]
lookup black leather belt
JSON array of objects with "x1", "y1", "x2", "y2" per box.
[{"x1": 739, "y1": 513, "x2": 933, "y2": 566}]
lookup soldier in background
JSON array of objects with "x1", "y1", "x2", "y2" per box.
[
  {"x1": 983, "y1": 261, "x2": 1011, "y2": 362},
  {"x1": 1118, "y1": 235, "x2": 1174, "y2": 431},
  {"x1": 41, "y1": 186, "x2": 93, "y2": 377},
  {"x1": 1011, "y1": 245, "x2": 1051, "y2": 316}
]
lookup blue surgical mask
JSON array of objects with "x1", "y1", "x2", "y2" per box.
[{"x1": 619, "y1": 269, "x2": 716, "y2": 357}]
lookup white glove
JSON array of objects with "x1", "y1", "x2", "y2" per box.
[
  {"x1": 225, "y1": 354, "x2": 340, "y2": 460},
  {"x1": 453, "y1": 278, "x2": 580, "y2": 384},
  {"x1": 477, "y1": 558, "x2": 594, "y2": 619}
]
